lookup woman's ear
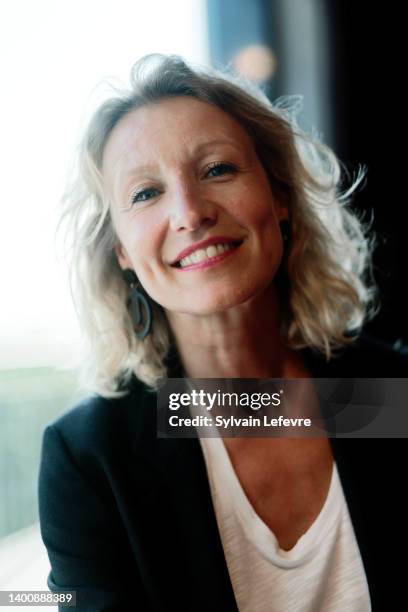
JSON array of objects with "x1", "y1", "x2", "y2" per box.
[{"x1": 114, "y1": 243, "x2": 133, "y2": 271}]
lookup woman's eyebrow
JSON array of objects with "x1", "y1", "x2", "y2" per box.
[
  {"x1": 193, "y1": 138, "x2": 242, "y2": 155},
  {"x1": 112, "y1": 164, "x2": 158, "y2": 200},
  {"x1": 119, "y1": 159, "x2": 160, "y2": 180},
  {"x1": 117, "y1": 139, "x2": 242, "y2": 185}
]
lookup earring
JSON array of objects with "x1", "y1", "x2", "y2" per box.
[
  {"x1": 279, "y1": 219, "x2": 291, "y2": 242},
  {"x1": 122, "y1": 269, "x2": 153, "y2": 340}
]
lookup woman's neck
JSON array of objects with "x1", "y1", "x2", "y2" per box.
[{"x1": 165, "y1": 284, "x2": 310, "y2": 379}]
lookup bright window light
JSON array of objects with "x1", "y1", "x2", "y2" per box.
[{"x1": 0, "y1": 0, "x2": 209, "y2": 369}]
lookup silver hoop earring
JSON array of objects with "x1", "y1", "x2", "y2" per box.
[{"x1": 122, "y1": 269, "x2": 153, "y2": 340}]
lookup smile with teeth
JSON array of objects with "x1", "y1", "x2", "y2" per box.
[{"x1": 176, "y1": 242, "x2": 239, "y2": 268}]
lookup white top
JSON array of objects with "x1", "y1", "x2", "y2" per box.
[{"x1": 198, "y1": 434, "x2": 371, "y2": 612}]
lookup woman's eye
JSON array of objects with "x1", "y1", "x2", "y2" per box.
[
  {"x1": 131, "y1": 187, "x2": 160, "y2": 204},
  {"x1": 205, "y1": 162, "x2": 236, "y2": 178}
]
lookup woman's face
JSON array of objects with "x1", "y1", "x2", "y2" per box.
[{"x1": 103, "y1": 96, "x2": 288, "y2": 315}]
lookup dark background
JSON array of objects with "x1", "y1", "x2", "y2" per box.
[
  {"x1": 327, "y1": 1, "x2": 406, "y2": 346},
  {"x1": 207, "y1": 0, "x2": 407, "y2": 349}
]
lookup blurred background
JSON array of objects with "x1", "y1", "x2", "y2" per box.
[{"x1": 0, "y1": 0, "x2": 406, "y2": 598}]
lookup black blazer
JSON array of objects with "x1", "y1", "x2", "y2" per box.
[{"x1": 38, "y1": 334, "x2": 408, "y2": 611}]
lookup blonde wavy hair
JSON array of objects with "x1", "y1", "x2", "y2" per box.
[{"x1": 60, "y1": 53, "x2": 379, "y2": 397}]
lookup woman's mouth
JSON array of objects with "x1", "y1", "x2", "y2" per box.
[{"x1": 172, "y1": 240, "x2": 243, "y2": 271}]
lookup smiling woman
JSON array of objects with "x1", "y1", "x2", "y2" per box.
[
  {"x1": 38, "y1": 54, "x2": 407, "y2": 612},
  {"x1": 106, "y1": 96, "x2": 289, "y2": 336},
  {"x1": 57, "y1": 53, "x2": 377, "y2": 393}
]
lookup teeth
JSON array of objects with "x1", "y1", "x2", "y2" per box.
[
  {"x1": 196, "y1": 249, "x2": 207, "y2": 262},
  {"x1": 178, "y1": 242, "x2": 236, "y2": 268},
  {"x1": 206, "y1": 245, "x2": 218, "y2": 258}
]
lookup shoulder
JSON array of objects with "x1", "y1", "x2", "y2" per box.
[
  {"x1": 43, "y1": 376, "x2": 157, "y2": 464},
  {"x1": 343, "y1": 332, "x2": 408, "y2": 376},
  {"x1": 304, "y1": 331, "x2": 408, "y2": 377}
]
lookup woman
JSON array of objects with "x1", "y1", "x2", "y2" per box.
[{"x1": 39, "y1": 54, "x2": 407, "y2": 611}]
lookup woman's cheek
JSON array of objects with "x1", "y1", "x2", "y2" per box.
[{"x1": 128, "y1": 229, "x2": 164, "y2": 273}]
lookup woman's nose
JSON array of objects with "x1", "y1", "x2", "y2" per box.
[{"x1": 169, "y1": 184, "x2": 217, "y2": 232}]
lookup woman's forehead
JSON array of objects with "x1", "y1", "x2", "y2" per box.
[{"x1": 101, "y1": 96, "x2": 253, "y2": 177}]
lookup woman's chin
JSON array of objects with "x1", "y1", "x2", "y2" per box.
[{"x1": 166, "y1": 283, "x2": 265, "y2": 316}]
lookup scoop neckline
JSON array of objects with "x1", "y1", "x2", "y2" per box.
[{"x1": 200, "y1": 435, "x2": 344, "y2": 569}]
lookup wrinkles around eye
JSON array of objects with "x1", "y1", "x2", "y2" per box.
[
  {"x1": 131, "y1": 187, "x2": 161, "y2": 204},
  {"x1": 127, "y1": 162, "x2": 238, "y2": 207}
]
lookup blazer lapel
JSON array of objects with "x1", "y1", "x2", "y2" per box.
[{"x1": 130, "y1": 383, "x2": 239, "y2": 612}]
